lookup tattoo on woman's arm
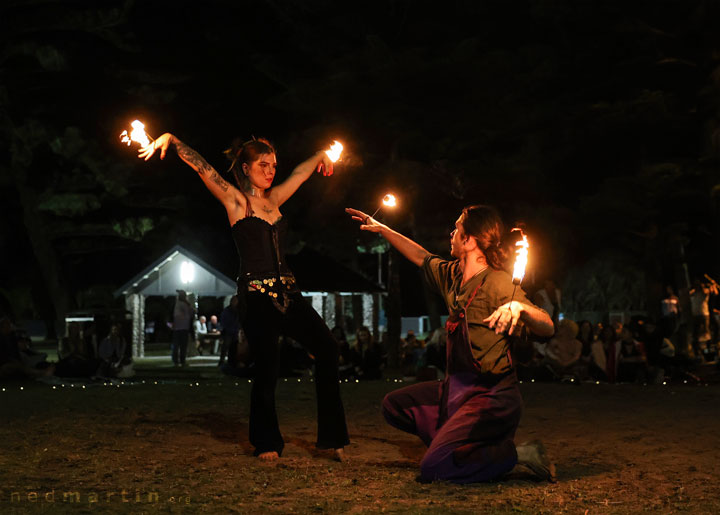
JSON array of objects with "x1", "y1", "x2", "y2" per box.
[
  {"x1": 210, "y1": 171, "x2": 229, "y2": 192},
  {"x1": 175, "y1": 141, "x2": 213, "y2": 177}
]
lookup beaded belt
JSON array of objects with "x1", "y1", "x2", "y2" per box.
[
  {"x1": 244, "y1": 274, "x2": 298, "y2": 314},
  {"x1": 246, "y1": 275, "x2": 298, "y2": 298}
]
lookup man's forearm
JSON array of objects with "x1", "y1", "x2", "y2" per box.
[
  {"x1": 378, "y1": 225, "x2": 429, "y2": 267},
  {"x1": 520, "y1": 303, "x2": 554, "y2": 337}
]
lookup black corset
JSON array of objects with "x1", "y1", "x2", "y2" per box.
[{"x1": 231, "y1": 216, "x2": 293, "y2": 280}]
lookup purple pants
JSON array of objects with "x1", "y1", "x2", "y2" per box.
[{"x1": 382, "y1": 374, "x2": 522, "y2": 483}]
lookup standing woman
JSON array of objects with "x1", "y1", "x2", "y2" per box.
[
  {"x1": 140, "y1": 134, "x2": 349, "y2": 461},
  {"x1": 346, "y1": 204, "x2": 555, "y2": 483}
]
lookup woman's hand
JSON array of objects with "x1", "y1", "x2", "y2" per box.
[
  {"x1": 345, "y1": 208, "x2": 385, "y2": 233},
  {"x1": 484, "y1": 301, "x2": 525, "y2": 335},
  {"x1": 138, "y1": 133, "x2": 174, "y2": 161},
  {"x1": 315, "y1": 151, "x2": 334, "y2": 176}
]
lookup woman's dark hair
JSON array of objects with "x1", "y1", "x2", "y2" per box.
[
  {"x1": 460, "y1": 204, "x2": 509, "y2": 270},
  {"x1": 224, "y1": 137, "x2": 275, "y2": 188}
]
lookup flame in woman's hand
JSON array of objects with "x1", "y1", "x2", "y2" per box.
[
  {"x1": 325, "y1": 140, "x2": 344, "y2": 162},
  {"x1": 382, "y1": 194, "x2": 397, "y2": 207},
  {"x1": 120, "y1": 120, "x2": 151, "y2": 147}
]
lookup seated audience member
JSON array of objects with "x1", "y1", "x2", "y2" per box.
[
  {"x1": 577, "y1": 320, "x2": 595, "y2": 361},
  {"x1": 598, "y1": 325, "x2": 620, "y2": 382},
  {"x1": 543, "y1": 319, "x2": 583, "y2": 380},
  {"x1": 419, "y1": 327, "x2": 447, "y2": 380},
  {"x1": 55, "y1": 322, "x2": 100, "y2": 378},
  {"x1": 278, "y1": 335, "x2": 312, "y2": 377},
  {"x1": 612, "y1": 320, "x2": 623, "y2": 338},
  {"x1": 0, "y1": 317, "x2": 54, "y2": 379},
  {"x1": 97, "y1": 323, "x2": 129, "y2": 378},
  {"x1": 194, "y1": 315, "x2": 208, "y2": 355},
  {"x1": 635, "y1": 319, "x2": 670, "y2": 383},
  {"x1": 221, "y1": 327, "x2": 254, "y2": 377},
  {"x1": 17, "y1": 331, "x2": 49, "y2": 369},
  {"x1": 207, "y1": 314, "x2": 222, "y2": 354},
  {"x1": 592, "y1": 322, "x2": 604, "y2": 342},
  {"x1": 616, "y1": 326, "x2": 649, "y2": 383},
  {"x1": 59, "y1": 322, "x2": 90, "y2": 360},
  {"x1": 400, "y1": 330, "x2": 424, "y2": 378},
  {"x1": 219, "y1": 297, "x2": 241, "y2": 366},
  {"x1": 352, "y1": 326, "x2": 384, "y2": 380},
  {"x1": 588, "y1": 326, "x2": 615, "y2": 382}
]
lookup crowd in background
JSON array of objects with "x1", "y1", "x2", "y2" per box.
[
  {"x1": 2, "y1": 273, "x2": 719, "y2": 385},
  {"x1": 511, "y1": 275, "x2": 720, "y2": 385},
  {"x1": 0, "y1": 316, "x2": 133, "y2": 382}
]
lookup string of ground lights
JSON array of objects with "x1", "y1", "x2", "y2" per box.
[{"x1": 1, "y1": 377, "x2": 712, "y2": 393}]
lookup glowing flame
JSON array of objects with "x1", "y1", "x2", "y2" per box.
[
  {"x1": 324, "y1": 140, "x2": 344, "y2": 162},
  {"x1": 511, "y1": 229, "x2": 529, "y2": 285},
  {"x1": 120, "y1": 120, "x2": 151, "y2": 147},
  {"x1": 382, "y1": 194, "x2": 397, "y2": 207}
]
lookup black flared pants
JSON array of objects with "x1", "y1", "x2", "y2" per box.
[{"x1": 243, "y1": 292, "x2": 349, "y2": 456}]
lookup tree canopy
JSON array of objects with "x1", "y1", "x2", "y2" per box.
[{"x1": 2, "y1": 0, "x2": 719, "y2": 327}]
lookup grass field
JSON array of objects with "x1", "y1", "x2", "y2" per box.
[{"x1": 2, "y1": 361, "x2": 719, "y2": 514}]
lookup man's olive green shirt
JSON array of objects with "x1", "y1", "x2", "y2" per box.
[{"x1": 423, "y1": 254, "x2": 534, "y2": 376}]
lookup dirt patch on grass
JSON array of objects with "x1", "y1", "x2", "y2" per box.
[{"x1": 1, "y1": 376, "x2": 719, "y2": 513}]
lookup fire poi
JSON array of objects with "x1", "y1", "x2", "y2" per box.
[
  {"x1": 120, "y1": 120, "x2": 154, "y2": 148},
  {"x1": 325, "y1": 140, "x2": 343, "y2": 162},
  {"x1": 370, "y1": 193, "x2": 397, "y2": 218},
  {"x1": 508, "y1": 227, "x2": 529, "y2": 308},
  {"x1": 317, "y1": 140, "x2": 343, "y2": 174}
]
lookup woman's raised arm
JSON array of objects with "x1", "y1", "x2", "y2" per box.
[
  {"x1": 270, "y1": 151, "x2": 333, "y2": 207},
  {"x1": 139, "y1": 133, "x2": 244, "y2": 214}
]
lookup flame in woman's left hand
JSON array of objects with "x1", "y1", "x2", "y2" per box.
[
  {"x1": 325, "y1": 140, "x2": 343, "y2": 162},
  {"x1": 120, "y1": 120, "x2": 151, "y2": 147}
]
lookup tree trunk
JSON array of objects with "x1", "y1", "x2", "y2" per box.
[{"x1": 7, "y1": 122, "x2": 74, "y2": 340}]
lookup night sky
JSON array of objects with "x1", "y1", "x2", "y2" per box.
[{"x1": 2, "y1": 0, "x2": 720, "y2": 324}]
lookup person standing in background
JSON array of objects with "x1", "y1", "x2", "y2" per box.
[{"x1": 172, "y1": 290, "x2": 193, "y2": 367}]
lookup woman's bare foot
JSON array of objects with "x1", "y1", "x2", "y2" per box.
[
  {"x1": 333, "y1": 448, "x2": 346, "y2": 462},
  {"x1": 258, "y1": 451, "x2": 279, "y2": 462}
]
